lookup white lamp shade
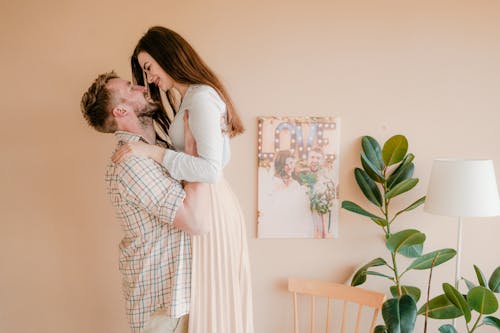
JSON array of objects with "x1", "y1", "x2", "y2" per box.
[{"x1": 424, "y1": 159, "x2": 500, "y2": 217}]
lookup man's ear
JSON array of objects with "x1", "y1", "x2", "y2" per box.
[{"x1": 111, "y1": 105, "x2": 129, "y2": 118}]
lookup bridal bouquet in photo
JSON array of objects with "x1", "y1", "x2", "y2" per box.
[{"x1": 309, "y1": 179, "x2": 336, "y2": 215}]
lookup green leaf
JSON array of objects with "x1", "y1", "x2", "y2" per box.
[
  {"x1": 398, "y1": 295, "x2": 417, "y2": 333},
  {"x1": 488, "y1": 266, "x2": 500, "y2": 292},
  {"x1": 382, "y1": 296, "x2": 417, "y2": 333},
  {"x1": 387, "y1": 154, "x2": 415, "y2": 189},
  {"x1": 418, "y1": 294, "x2": 462, "y2": 319},
  {"x1": 341, "y1": 201, "x2": 382, "y2": 220},
  {"x1": 382, "y1": 298, "x2": 400, "y2": 333},
  {"x1": 371, "y1": 217, "x2": 388, "y2": 227},
  {"x1": 443, "y1": 283, "x2": 471, "y2": 323},
  {"x1": 386, "y1": 229, "x2": 426, "y2": 255},
  {"x1": 483, "y1": 316, "x2": 500, "y2": 329},
  {"x1": 354, "y1": 168, "x2": 383, "y2": 207},
  {"x1": 474, "y1": 265, "x2": 487, "y2": 287},
  {"x1": 405, "y1": 249, "x2": 456, "y2": 271},
  {"x1": 438, "y1": 324, "x2": 458, "y2": 333},
  {"x1": 367, "y1": 271, "x2": 394, "y2": 280},
  {"x1": 393, "y1": 196, "x2": 426, "y2": 219},
  {"x1": 390, "y1": 163, "x2": 414, "y2": 190},
  {"x1": 350, "y1": 258, "x2": 387, "y2": 286},
  {"x1": 398, "y1": 243, "x2": 423, "y2": 258},
  {"x1": 390, "y1": 285, "x2": 421, "y2": 302},
  {"x1": 464, "y1": 278, "x2": 477, "y2": 291},
  {"x1": 382, "y1": 135, "x2": 408, "y2": 166},
  {"x1": 361, "y1": 152, "x2": 385, "y2": 183},
  {"x1": 467, "y1": 286, "x2": 499, "y2": 314},
  {"x1": 374, "y1": 325, "x2": 388, "y2": 333},
  {"x1": 385, "y1": 178, "x2": 419, "y2": 199},
  {"x1": 361, "y1": 136, "x2": 384, "y2": 171}
]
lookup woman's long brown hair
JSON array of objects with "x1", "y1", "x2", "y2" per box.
[{"x1": 131, "y1": 26, "x2": 244, "y2": 137}]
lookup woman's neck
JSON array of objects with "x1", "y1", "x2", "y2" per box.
[
  {"x1": 281, "y1": 173, "x2": 293, "y2": 186},
  {"x1": 175, "y1": 83, "x2": 189, "y2": 98}
]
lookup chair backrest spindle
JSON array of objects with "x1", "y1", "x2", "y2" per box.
[
  {"x1": 311, "y1": 295, "x2": 316, "y2": 333},
  {"x1": 325, "y1": 298, "x2": 332, "y2": 333},
  {"x1": 288, "y1": 278, "x2": 386, "y2": 333}
]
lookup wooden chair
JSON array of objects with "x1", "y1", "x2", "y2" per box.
[{"x1": 288, "y1": 278, "x2": 386, "y2": 333}]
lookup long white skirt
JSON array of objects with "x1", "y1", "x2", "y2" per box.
[{"x1": 188, "y1": 177, "x2": 254, "y2": 333}]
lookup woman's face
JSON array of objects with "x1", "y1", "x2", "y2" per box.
[
  {"x1": 284, "y1": 157, "x2": 295, "y2": 175},
  {"x1": 137, "y1": 51, "x2": 175, "y2": 92}
]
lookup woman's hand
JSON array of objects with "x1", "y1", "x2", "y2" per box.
[
  {"x1": 112, "y1": 141, "x2": 166, "y2": 164},
  {"x1": 184, "y1": 110, "x2": 198, "y2": 157}
]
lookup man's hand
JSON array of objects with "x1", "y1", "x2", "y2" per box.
[{"x1": 184, "y1": 110, "x2": 198, "y2": 157}]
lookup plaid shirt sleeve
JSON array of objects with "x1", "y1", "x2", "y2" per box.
[{"x1": 116, "y1": 156, "x2": 186, "y2": 224}]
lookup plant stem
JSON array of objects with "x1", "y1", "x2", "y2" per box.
[
  {"x1": 469, "y1": 314, "x2": 482, "y2": 333},
  {"x1": 392, "y1": 252, "x2": 401, "y2": 296},
  {"x1": 424, "y1": 255, "x2": 438, "y2": 333},
  {"x1": 383, "y1": 176, "x2": 391, "y2": 236},
  {"x1": 382, "y1": 174, "x2": 401, "y2": 295}
]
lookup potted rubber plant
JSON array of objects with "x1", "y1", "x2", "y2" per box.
[{"x1": 342, "y1": 134, "x2": 457, "y2": 333}]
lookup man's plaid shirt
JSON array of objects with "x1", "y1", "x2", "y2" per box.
[{"x1": 105, "y1": 131, "x2": 191, "y2": 333}]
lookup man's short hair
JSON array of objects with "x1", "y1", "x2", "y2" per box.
[
  {"x1": 310, "y1": 146, "x2": 324, "y2": 156},
  {"x1": 80, "y1": 71, "x2": 119, "y2": 133}
]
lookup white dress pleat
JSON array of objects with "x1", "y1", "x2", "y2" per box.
[{"x1": 188, "y1": 177, "x2": 254, "y2": 333}]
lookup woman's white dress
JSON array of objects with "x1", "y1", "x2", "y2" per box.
[
  {"x1": 258, "y1": 175, "x2": 314, "y2": 238},
  {"x1": 162, "y1": 84, "x2": 254, "y2": 333}
]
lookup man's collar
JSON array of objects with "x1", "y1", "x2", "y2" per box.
[
  {"x1": 114, "y1": 131, "x2": 168, "y2": 148},
  {"x1": 114, "y1": 131, "x2": 149, "y2": 144}
]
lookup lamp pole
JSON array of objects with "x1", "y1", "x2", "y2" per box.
[
  {"x1": 455, "y1": 217, "x2": 463, "y2": 290},
  {"x1": 452, "y1": 216, "x2": 463, "y2": 328}
]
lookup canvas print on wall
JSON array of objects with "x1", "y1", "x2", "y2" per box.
[{"x1": 257, "y1": 116, "x2": 340, "y2": 239}]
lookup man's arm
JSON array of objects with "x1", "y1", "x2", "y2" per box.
[{"x1": 116, "y1": 156, "x2": 209, "y2": 235}]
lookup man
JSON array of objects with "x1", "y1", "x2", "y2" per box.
[
  {"x1": 307, "y1": 148, "x2": 323, "y2": 174},
  {"x1": 292, "y1": 147, "x2": 337, "y2": 238},
  {"x1": 80, "y1": 71, "x2": 208, "y2": 333},
  {"x1": 293, "y1": 147, "x2": 325, "y2": 187}
]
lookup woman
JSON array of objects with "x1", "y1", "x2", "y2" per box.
[
  {"x1": 273, "y1": 150, "x2": 296, "y2": 187},
  {"x1": 113, "y1": 26, "x2": 254, "y2": 333},
  {"x1": 259, "y1": 150, "x2": 314, "y2": 238}
]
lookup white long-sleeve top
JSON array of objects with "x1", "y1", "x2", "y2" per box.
[{"x1": 162, "y1": 84, "x2": 231, "y2": 183}]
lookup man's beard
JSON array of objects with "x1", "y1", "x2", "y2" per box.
[{"x1": 135, "y1": 100, "x2": 162, "y2": 125}]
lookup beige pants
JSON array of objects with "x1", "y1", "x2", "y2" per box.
[{"x1": 142, "y1": 310, "x2": 188, "y2": 333}]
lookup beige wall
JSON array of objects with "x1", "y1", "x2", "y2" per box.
[{"x1": 1, "y1": 0, "x2": 499, "y2": 332}]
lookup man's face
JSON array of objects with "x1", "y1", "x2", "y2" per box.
[
  {"x1": 106, "y1": 78, "x2": 158, "y2": 117},
  {"x1": 308, "y1": 151, "x2": 323, "y2": 172}
]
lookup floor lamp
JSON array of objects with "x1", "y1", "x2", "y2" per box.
[{"x1": 424, "y1": 159, "x2": 500, "y2": 291}]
